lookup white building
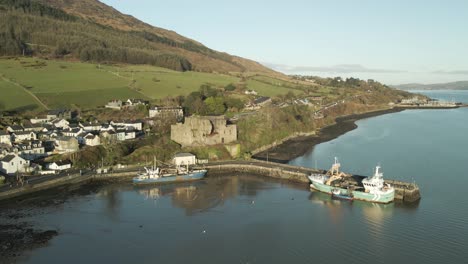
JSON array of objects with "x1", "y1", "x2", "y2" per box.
[
  {"x1": 47, "y1": 160, "x2": 72, "y2": 171},
  {"x1": 80, "y1": 122, "x2": 102, "y2": 132},
  {"x1": 84, "y1": 133, "x2": 101, "y2": 146},
  {"x1": 244, "y1": 90, "x2": 258, "y2": 95},
  {"x1": 12, "y1": 131, "x2": 37, "y2": 143},
  {"x1": 149, "y1": 106, "x2": 184, "y2": 120},
  {"x1": 111, "y1": 120, "x2": 143, "y2": 131},
  {"x1": 0, "y1": 131, "x2": 11, "y2": 146},
  {"x1": 0, "y1": 155, "x2": 30, "y2": 175},
  {"x1": 173, "y1": 153, "x2": 197, "y2": 166},
  {"x1": 105, "y1": 100, "x2": 123, "y2": 110},
  {"x1": 52, "y1": 119, "x2": 70, "y2": 129}
]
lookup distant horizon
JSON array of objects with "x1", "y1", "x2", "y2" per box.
[{"x1": 101, "y1": 0, "x2": 468, "y2": 85}]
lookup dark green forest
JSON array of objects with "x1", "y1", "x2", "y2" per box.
[{"x1": 0, "y1": 0, "x2": 237, "y2": 71}]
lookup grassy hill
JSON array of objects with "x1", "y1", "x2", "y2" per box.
[
  {"x1": 0, "y1": 0, "x2": 280, "y2": 75},
  {"x1": 0, "y1": 57, "x2": 309, "y2": 111}
]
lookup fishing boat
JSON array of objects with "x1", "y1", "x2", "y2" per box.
[
  {"x1": 133, "y1": 159, "x2": 207, "y2": 185},
  {"x1": 308, "y1": 158, "x2": 395, "y2": 204}
]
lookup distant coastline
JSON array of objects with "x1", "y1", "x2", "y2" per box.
[{"x1": 393, "y1": 81, "x2": 468, "y2": 91}]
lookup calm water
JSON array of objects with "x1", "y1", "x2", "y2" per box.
[{"x1": 4, "y1": 91, "x2": 468, "y2": 264}]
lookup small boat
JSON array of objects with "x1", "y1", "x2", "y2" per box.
[
  {"x1": 133, "y1": 159, "x2": 207, "y2": 185},
  {"x1": 331, "y1": 188, "x2": 353, "y2": 201}
]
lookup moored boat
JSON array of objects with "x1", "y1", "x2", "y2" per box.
[
  {"x1": 133, "y1": 161, "x2": 207, "y2": 185},
  {"x1": 308, "y1": 158, "x2": 395, "y2": 204}
]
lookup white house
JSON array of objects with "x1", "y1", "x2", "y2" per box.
[
  {"x1": 115, "y1": 130, "x2": 126, "y2": 141},
  {"x1": 111, "y1": 120, "x2": 143, "y2": 131},
  {"x1": 126, "y1": 99, "x2": 149, "y2": 107},
  {"x1": 80, "y1": 122, "x2": 102, "y2": 132},
  {"x1": 173, "y1": 153, "x2": 197, "y2": 166},
  {"x1": 55, "y1": 137, "x2": 79, "y2": 154},
  {"x1": 0, "y1": 154, "x2": 30, "y2": 175},
  {"x1": 30, "y1": 116, "x2": 49, "y2": 124},
  {"x1": 12, "y1": 131, "x2": 37, "y2": 143},
  {"x1": 52, "y1": 119, "x2": 70, "y2": 129},
  {"x1": 244, "y1": 90, "x2": 258, "y2": 95},
  {"x1": 47, "y1": 160, "x2": 72, "y2": 171},
  {"x1": 84, "y1": 133, "x2": 101, "y2": 146},
  {"x1": 105, "y1": 100, "x2": 123, "y2": 110},
  {"x1": 149, "y1": 106, "x2": 184, "y2": 119},
  {"x1": 7, "y1": 125, "x2": 24, "y2": 133},
  {"x1": 16, "y1": 141, "x2": 46, "y2": 160},
  {"x1": 125, "y1": 131, "x2": 136, "y2": 140},
  {"x1": 0, "y1": 131, "x2": 11, "y2": 146},
  {"x1": 62, "y1": 127, "x2": 84, "y2": 138}
]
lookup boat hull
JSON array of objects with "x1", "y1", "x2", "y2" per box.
[
  {"x1": 133, "y1": 170, "x2": 207, "y2": 185},
  {"x1": 311, "y1": 181, "x2": 394, "y2": 204}
]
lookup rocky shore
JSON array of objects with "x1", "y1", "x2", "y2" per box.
[{"x1": 253, "y1": 108, "x2": 404, "y2": 163}]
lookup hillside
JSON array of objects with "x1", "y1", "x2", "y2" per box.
[
  {"x1": 0, "y1": 57, "x2": 311, "y2": 111},
  {"x1": 393, "y1": 81, "x2": 468, "y2": 91},
  {"x1": 0, "y1": 0, "x2": 279, "y2": 75}
]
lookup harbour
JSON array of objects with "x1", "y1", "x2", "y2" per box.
[{"x1": 1, "y1": 90, "x2": 468, "y2": 264}]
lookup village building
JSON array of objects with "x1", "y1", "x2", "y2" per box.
[
  {"x1": 149, "y1": 106, "x2": 184, "y2": 120},
  {"x1": 12, "y1": 131, "x2": 37, "y2": 143},
  {"x1": 0, "y1": 154, "x2": 30, "y2": 175},
  {"x1": 105, "y1": 100, "x2": 123, "y2": 110},
  {"x1": 52, "y1": 119, "x2": 70, "y2": 129},
  {"x1": 244, "y1": 90, "x2": 258, "y2": 95},
  {"x1": 55, "y1": 137, "x2": 79, "y2": 154},
  {"x1": 47, "y1": 109, "x2": 72, "y2": 120},
  {"x1": 126, "y1": 99, "x2": 149, "y2": 107},
  {"x1": 16, "y1": 141, "x2": 46, "y2": 160},
  {"x1": 79, "y1": 122, "x2": 102, "y2": 132},
  {"x1": 173, "y1": 153, "x2": 197, "y2": 166},
  {"x1": 0, "y1": 131, "x2": 11, "y2": 146},
  {"x1": 30, "y1": 116, "x2": 49, "y2": 124},
  {"x1": 84, "y1": 133, "x2": 101, "y2": 146},
  {"x1": 171, "y1": 116, "x2": 237, "y2": 147},
  {"x1": 111, "y1": 120, "x2": 143, "y2": 131},
  {"x1": 23, "y1": 123, "x2": 46, "y2": 132},
  {"x1": 7, "y1": 125, "x2": 24, "y2": 133},
  {"x1": 46, "y1": 160, "x2": 72, "y2": 171},
  {"x1": 62, "y1": 127, "x2": 84, "y2": 138}
]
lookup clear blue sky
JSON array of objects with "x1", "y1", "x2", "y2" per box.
[{"x1": 101, "y1": 0, "x2": 468, "y2": 84}]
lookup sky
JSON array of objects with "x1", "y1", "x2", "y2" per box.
[{"x1": 101, "y1": 0, "x2": 468, "y2": 85}]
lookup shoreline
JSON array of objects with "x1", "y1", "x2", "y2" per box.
[{"x1": 253, "y1": 107, "x2": 405, "y2": 163}]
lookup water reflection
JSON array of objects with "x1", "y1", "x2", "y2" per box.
[{"x1": 134, "y1": 175, "x2": 306, "y2": 215}]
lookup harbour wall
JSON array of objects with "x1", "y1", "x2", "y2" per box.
[
  {"x1": 201, "y1": 160, "x2": 421, "y2": 203},
  {"x1": 0, "y1": 161, "x2": 421, "y2": 203}
]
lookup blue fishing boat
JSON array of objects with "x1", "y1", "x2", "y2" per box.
[{"x1": 133, "y1": 160, "x2": 207, "y2": 185}]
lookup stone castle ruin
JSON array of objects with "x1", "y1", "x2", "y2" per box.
[{"x1": 171, "y1": 116, "x2": 237, "y2": 147}]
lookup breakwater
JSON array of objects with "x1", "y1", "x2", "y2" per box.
[{"x1": 201, "y1": 160, "x2": 421, "y2": 203}]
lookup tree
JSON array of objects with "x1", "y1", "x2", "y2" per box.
[
  {"x1": 224, "y1": 83, "x2": 236, "y2": 91},
  {"x1": 204, "y1": 97, "x2": 226, "y2": 115}
]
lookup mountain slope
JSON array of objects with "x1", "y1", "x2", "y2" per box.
[
  {"x1": 0, "y1": 0, "x2": 280, "y2": 75},
  {"x1": 394, "y1": 81, "x2": 468, "y2": 90}
]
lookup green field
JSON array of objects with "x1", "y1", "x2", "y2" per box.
[
  {"x1": 0, "y1": 79, "x2": 43, "y2": 111},
  {"x1": 0, "y1": 57, "x2": 307, "y2": 111}
]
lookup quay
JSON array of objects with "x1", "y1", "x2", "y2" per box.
[{"x1": 0, "y1": 160, "x2": 421, "y2": 203}]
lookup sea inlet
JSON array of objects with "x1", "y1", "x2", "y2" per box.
[{"x1": 1, "y1": 90, "x2": 468, "y2": 264}]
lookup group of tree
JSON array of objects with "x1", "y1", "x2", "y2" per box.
[{"x1": 182, "y1": 84, "x2": 244, "y2": 116}]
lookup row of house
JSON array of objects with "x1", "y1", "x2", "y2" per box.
[
  {"x1": 0, "y1": 154, "x2": 71, "y2": 175},
  {"x1": 105, "y1": 99, "x2": 150, "y2": 110}
]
